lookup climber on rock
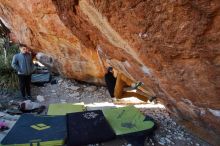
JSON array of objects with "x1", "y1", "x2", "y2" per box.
[
  {"x1": 104, "y1": 67, "x2": 116, "y2": 98},
  {"x1": 104, "y1": 66, "x2": 157, "y2": 102}
]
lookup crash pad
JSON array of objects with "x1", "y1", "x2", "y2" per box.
[
  {"x1": 103, "y1": 106, "x2": 155, "y2": 136},
  {"x1": 31, "y1": 73, "x2": 50, "y2": 83},
  {"x1": 1, "y1": 114, "x2": 66, "y2": 146},
  {"x1": 67, "y1": 110, "x2": 115, "y2": 146},
  {"x1": 47, "y1": 103, "x2": 85, "y2": 115}
]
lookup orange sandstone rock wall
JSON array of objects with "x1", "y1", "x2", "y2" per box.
[{"x1": 0, "y1": 0, "x2": 219, "y2": 144}]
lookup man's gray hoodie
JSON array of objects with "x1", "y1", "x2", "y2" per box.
[{"x1": 11, "y1": 53, "x2": 34, "y2": 75}]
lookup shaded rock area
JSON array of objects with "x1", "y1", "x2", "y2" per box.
[
  {"x1": 0, "y1": 0, "x2": 219, "y2": 144},
  {"x1": 0, "y1": 77, "x2": 210, "y2": 146}
]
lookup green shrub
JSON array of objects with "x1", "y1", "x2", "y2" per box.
[{"x1": 0, "y1": 40, "x2": 19, "y2": 89}]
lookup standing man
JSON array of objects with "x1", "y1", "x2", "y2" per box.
[{"x1": 11, "y1": 44, "x2": 34, "y2": 99}]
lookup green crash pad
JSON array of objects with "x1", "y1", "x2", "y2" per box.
[
  {"x1": 103, "y1": 106, "x2": 155, "y2": 136},
  {"x1": 47, "y1": 103, "x2": 85, "y2": 115}
]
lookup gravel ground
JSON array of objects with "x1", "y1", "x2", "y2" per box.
[{"x1": 0, "y1": 76, "x2": 211, "y2": 146}]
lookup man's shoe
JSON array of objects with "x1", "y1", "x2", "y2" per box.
[
  {"x1": 149, "y1": 96, "x2": 157, "y2": 102},
  {"x1": 133, "y1": 82, "x2": 144, "y2": 89},
  {"x1": 21, "y1": 96, "x2": 27, "y2": 100},
  {"x1": 111, "y1": 98, "x2": 117, "y2": 102},
  {"x1": 26, "y1": 96, "x2": 35, "y2": 101},
  {"x1": 111, "y1": 97, "x2": 122, "y2": 103}
]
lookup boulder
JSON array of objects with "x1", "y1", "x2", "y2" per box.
[{"x1": 0, "y1": 0, "x2": 219, "y2": 144}]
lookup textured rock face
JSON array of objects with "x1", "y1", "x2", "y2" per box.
[{"x1": 0, "y1": 0, "x2": 219, "y2": 144}]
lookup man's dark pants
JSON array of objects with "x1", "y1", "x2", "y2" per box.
[{"x1": 18, "y1": 75, "x2": 31, "y2": 98}]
